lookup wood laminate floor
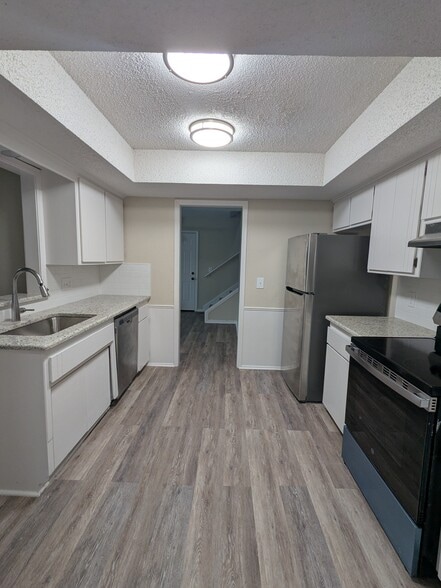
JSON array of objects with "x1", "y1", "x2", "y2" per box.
[{"x1": 0, "y1": 311, "x2": 439, "y2": 587}]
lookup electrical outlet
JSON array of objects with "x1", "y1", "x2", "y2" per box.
[
  {"x1": 408, "y1": 292, "x2": 416, "y2": 308},
  {"x1": 256, "y1": 277, "x2": 265, "y2": 289},
  {"x1": 61, "y1": 277, "x2": 72, "y2": 289}
]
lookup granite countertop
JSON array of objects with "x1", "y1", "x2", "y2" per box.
[
  {"x1": 326, "y1": 315, "x2": 435, "y2": 338},
  {"x1": 0, "y1": 295, "x2": 150, "y2": 351}
]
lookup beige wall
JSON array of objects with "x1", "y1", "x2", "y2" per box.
[
  {"x1": 124, "y1": 197, "x2": 175, "y2": 305},
  {"x1": 245, "y1": 199, "x2": 332, "y2": 307},
  {"x1": 124, "y1": 197, "x2": 333, "y2": 308}
]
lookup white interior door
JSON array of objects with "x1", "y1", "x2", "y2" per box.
[{"x1": 181, "y1": 231, "x2": 198, "y2": 311}]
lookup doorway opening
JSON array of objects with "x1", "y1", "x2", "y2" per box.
[
  {"x1": 174, "y1": 200, "x2": 248, "y2": 368},
  {"x1": 0, "y1": 152, "x2": 43, "y2": 310}
]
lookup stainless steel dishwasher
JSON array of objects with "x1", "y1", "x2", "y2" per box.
[{"x1": 114, "y1": 307, "x2": 139, "y2": 399}]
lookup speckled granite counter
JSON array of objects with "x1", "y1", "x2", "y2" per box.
[
  {"x1": 0, "y1": 295, "x2": 150, "y2": 351},
  {"x1": 326, "y1": 315, "x2": 435, "y2": 338}
]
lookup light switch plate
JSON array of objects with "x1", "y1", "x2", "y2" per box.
[{"x1": 256, "y1": 277, "x2": 264, "y2": 289}]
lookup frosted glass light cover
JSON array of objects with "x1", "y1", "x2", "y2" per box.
[
  {"x1": 164, "y1": 53, "x2": 233, "y2": 84},
  {"x1": 189, "y1": 119, "x2": 235, "y2": 148}
]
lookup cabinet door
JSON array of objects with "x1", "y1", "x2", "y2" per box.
[
  {"x1": 422, "y1": 154, "x2": 441, "y2": 221},
  {"x1": 52, "y1": 349, "x2": 111, "y2": 468},
  {"x1": 52, "y1": 367, "x2": 88, "y2": 468},
  {"x1": 138, "y1": 316, "x2": 150, "y2": 372},
  {"x1": 333, "y1": 198, "x2": 350, "y2": 231},
  {"x1": 84, "y1": 349, "x2": 111, "y2": 428},
  {"x1": 105, "y1": 193, "x2": 124, "y2": 263},
  {"x1": 79, "y1": 179, "x2": 106, "y2": 263},
  {"x1": 368, "y1": 162, "x2": 425, "y2": 275},
  {"x1": 322, "y1": 345, "x2": 350, "y2": 433},
  {"x1": 349, "y1": 187, "x2": 374, "y2": 226}
]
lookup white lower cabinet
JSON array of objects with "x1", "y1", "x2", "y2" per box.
[
  {"x1": 0, "y1": 320, "x2": 119, "y2": 495},
  {"x1": 52, "y1": 349, "x2": 111, "y2": 468},
  {"x1": 322, "y1": 326, "x2": 351, "y2": 433}
]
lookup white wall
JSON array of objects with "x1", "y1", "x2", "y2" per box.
[{"x1": 392, "y1": 275, "x2": 438, "y2": 333}]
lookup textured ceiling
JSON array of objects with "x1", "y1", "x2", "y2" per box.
[
  {"x1": 2, "y1": 1, "x2": 441, "y2": 56},
  {"x1": 53, "y1": 53, "x2": 409, "y2": 152}
]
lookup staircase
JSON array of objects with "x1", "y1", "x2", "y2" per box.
[{"x1": 203, "y1": 282, "x2": 239, "y2": 324}]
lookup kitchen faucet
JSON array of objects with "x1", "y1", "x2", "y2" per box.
[{"x1": 11, "y1": 267, "x2": 49, "y2": 321}]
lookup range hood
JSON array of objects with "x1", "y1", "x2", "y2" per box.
[{"x1": 409, "y1": 222, "x2": 441, "y2": 248}]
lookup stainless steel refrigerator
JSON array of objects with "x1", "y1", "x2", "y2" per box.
[{"x1": 281, "y1": 233, "x2": 389, "y2": 402}]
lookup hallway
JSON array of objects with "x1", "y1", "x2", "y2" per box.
[{"x1": 0, "y1": 314, "x2": 437, "y2": 587}]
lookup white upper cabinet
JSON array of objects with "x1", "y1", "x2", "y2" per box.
[
  {"x1": 350, "y1": 187, "x2": 374, "y2": 226},
  {"x1": 79, "y1": 179, "x2": 107, "y2": 263},
  {"x1": 105, "y1": 192, "x2": 124, "y2": 263},
  {"x1": 333, "y1": 187, "x2": 374, "y2": 232},
  {"x1": 44, "y1": 173, "x2": 124, "y2": 265},
  {"x1": 368, "y1": 162, "x2": 426, "y2": 276},
  {"x1": 332, "y1": 199, "x2": 351, "y2": 231},
  {"x1": 422, "y1": 152, "x2": 441, "y2": 221}
]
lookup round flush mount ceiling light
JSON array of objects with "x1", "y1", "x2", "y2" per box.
[
  {"x1": 189, "y1": 119, "x2": 235, "y2": 148},
  {"x1": 164, "y1": 52, "x2": 234, "y2": 84}
]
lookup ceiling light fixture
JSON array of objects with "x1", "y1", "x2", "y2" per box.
[
  {"x1": 189, "y1": 119, "x2": 235, "y2": 148},
  {"x1": 164, "y1": 52, "x2": 234, "y2": 84}
]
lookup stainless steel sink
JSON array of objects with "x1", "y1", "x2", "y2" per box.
[{"x1": 3, "y1": 314, "x2": 96, "y2": 336}]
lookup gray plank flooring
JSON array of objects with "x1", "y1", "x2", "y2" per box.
[{"x1": 0, "y1": 311, "x2": 439, "y2": 587}]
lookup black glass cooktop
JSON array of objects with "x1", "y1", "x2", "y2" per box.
[{"x1": 351, "y1": 336, "x2": 441, "y2": 395}]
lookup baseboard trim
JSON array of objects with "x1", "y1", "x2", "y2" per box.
[
  {"x1": 205, "y1": 319, "x2": 237, "y2": 325},
  {"x1": 148, "y1": 362, "x2": 177, "y2": 368},
  {"x1": 0, "y1": 488, "x2": 41, "y2": 497},
  {"x1": 244, "y1": 306, "x2": 284, "y2": 312},
  {"x1": 239, "y1": 364, "x2": 282, "y2": 371}
]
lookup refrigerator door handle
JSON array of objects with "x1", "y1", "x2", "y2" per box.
[{"x1": 286, "y1": 286, "x2": 309, "y2": 295}]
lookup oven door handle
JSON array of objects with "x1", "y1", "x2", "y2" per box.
[{"x1": 346, "y1": 345, "x2": 437, "y2": 413}]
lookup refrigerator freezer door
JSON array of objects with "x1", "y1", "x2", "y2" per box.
[
  {"x1": 281, "y1": 288, "x2": 313, "y2": 401},
  {"x1": 286, "y1": 234, "x2": 316, "y2": 293}
]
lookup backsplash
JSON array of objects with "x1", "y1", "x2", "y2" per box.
[
  {"x1": 99, "y1": 263, "x2": 151, "y2": 296},
  {"x1": 393, "y1": 275, "x2": 441, "y2": 332},
  {"x1": 45, "y1": 265, "x2": 102, "y2": 306},
  {"x1": 0, "y1": 263, "x2": 151, "y2": 321}
]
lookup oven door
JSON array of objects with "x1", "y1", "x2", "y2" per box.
[{"x1": 345, "y1": 350, "x2": 436, "y2": 525}]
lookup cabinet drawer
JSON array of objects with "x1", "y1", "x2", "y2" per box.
[
  {"x1": 49, "y1": 323, "x2": 114, "y2": 384},
  {"x1": 327, "y1": 325, "x2": 351, "y2": 360}
]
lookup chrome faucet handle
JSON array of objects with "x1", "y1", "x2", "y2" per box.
[{"x1": 20, "y1": 308, "x2": 35, "y2": 313}]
